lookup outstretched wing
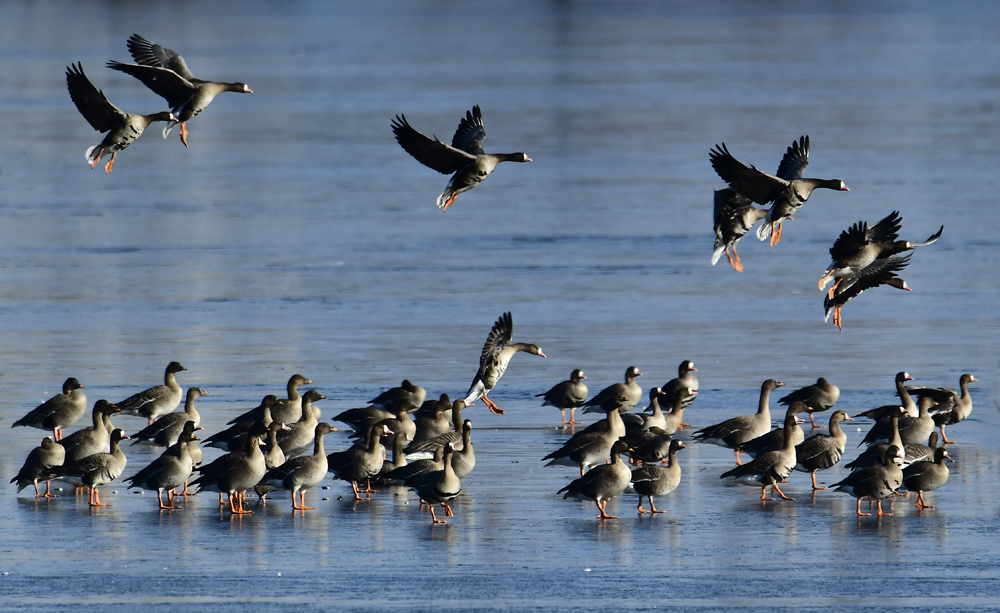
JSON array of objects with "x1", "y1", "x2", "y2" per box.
[
  {"x1": 451, "y1": 106, "x2": 486, "y2": 156},
  {"x1": 66, "y1": 63, "x2": 125, "y2": 133},
  {"x1": 392, "y1": 114, "x2": 475, "y2": 175},
  {"x1": 829, "y1": 220, "x2": 871, "y2": 261},
  {"x1": 125, "y1": 34, "x2": 197, "y2": 82},
  {"x1": 106, "y1": 61, "x2": 197, "y2": 109},
  {"x1": 910, "y1": 225, "x2": 944, "y2": 248},
  {"x1": 775, "y1": 135, "x2": 810, "y2": 181},
  {"x1": 479, "y1": 312, "x2": 513, "y2": 370},
  {"x1": 826, "y1": 254, "x2": 911, "y2": 311},
  {"x1": 710, "y1": 143, "x2": 788, "y2": 205},
  {"x1": 865, "y1": 211, "x2": 902, "y2": 244}
]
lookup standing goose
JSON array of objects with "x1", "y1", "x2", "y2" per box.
[
  {"x1": 660, "y1": 388, "x2": 694, "y2": 437},
  {"x1": 413, "y1": 444, "x2": 463, "y2": 524},
  {"x1": 352, "y1": 403, "x2": 415, "y2": 446},
  {"x1": 328, "y1": 424, "x2": 392, "y2": 500},
  {"x1": 543, "y1": 405, "x2": 625, "y2": 476},
  {"x1": 125, "y1": 422, "x2": 199, "y2": 510},
  {"x1": 11, "y1": 438, "x2": 66, "y2": 498},
  {"x1": 824, "y1": 254, "x2": 912, "y2": 332},
  {"x1": 737, "y1": 401, "x2": 807, "y2": 460},
  {"x1": 710, "y1": 136, "x2": 849, "y2": 246},
  {"x1": 117, "y1": 361, "x2": 187, "y2": 425},
  {"x1": 12, "y1": 378, "x2": 87, "y2": 441},
  {"x1": 817, "y1": 210, "x2": 942, "y2": 297},
  {"x1": 721, "y1": 411, "x2": 800, "y2": 502},
  {"x1": 694, "y1": 379, "x2": 784, "y2": 465},
  {"x1": 464, "y1": 312, "x2": 546, "y2": 414},
  {"x1": 832, "y1": 445, "x2": 904, "y2": 517},
  {"x1": 190, "y1": 421, "x2": 269, "y2": 514},
  {"x1": 258, "y1": 423, "x2": 336, "y2": 512},
  {"x1": 384, "y1": 445, "x2": 445, "y2": 486},
  {"x1": 65, "y1": 63, "x2": 177, "y2": 173},
  {"x1": 661, "y1": 361, "x2": 698, "y2": 421},
  {"x1": 49, "y1": 429, "x2": 129, "y2": 507},
  {"x1": 373, "y1": 431, "x2": 411, "y2": 486},
  {"x1": 622, "y1": 387, "x2": 669, "y2": 433},
  {"x1": 794, "y1": 410, "x2": 853, "y2": 490},
  {"x1": 107, "y1": 34, "x2": 252, "y2": 147},
  {"x1": 848, "y1": 372, "x2": 918, "y2": 418},
  {"x1": 59, "y1": 400, "x2": 120, "y2": 464},
  {"x1": 558, "y1": 440, "x2": 633, "y2": 520},
  {"x1": 276, "y1": 390, "x2": 325, "y2": 459},
  {"x1": 711, "y1": 189, "x2": 769, "y2": 272},
  {"x1": 408, "y1": 396, "x2": 455, "y2": 446},
  {"x1": 625, "y1": 427, "x2": 674, "y2": 465},
  {"x1": 369, "y1": 380, "x2": 427, "y2": 412},
  {"x1": 845, "y1": 406, "x2": 907, "y2": 470},
  {"x1": 450, "y1": 420, "x2": 476, "y2": 480},
  {"x1": 404, "y1": 399, "x2": 467, "y2": 459},
  {"x1": 906, "y1": 373, "x2": 978, "y2": 444},
  {"x1": 537, "y1": 369, "x2": 588, "y2": 425},
  {"x1": 391, "y1": 106, "x2": 532, "y2": 211},
  {"x1": 904, "y1": 432, "x2": 939, "y2": 466},
  {"x1": 631, "y1": 440, "x2": 685, "y2": 514},
  {"x1": 779, "y1": 377, "x2": 840, "y2": 429},
  {"x1": 205, "y1": 396, "x2": 279, "y2": 451},
  {"x1": 860, "y1": 397, "x2": 935, "y2": 447},
  {"x1": 582, "y1": 366, "x2": 643, "y2": 415},
  {"x1": 901, "y1": 447, "x2": 951, "y2": 509},
  {"x1": 130, "y1": 387, "x2": 206, "y2": 447},
  {"x1": 229, "y1": 375, "x2": 312, "y2": 425}
]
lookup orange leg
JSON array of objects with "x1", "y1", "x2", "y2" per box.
[
  {"x1": 219, "y1": 493, "x2": 227, "y2": 507},
  {"x1": 103, "y1": 152, "x2": 117, "y2": 174},
  {"x1": 442, "y1": 502, "x2": 454, "y2": 517},
  {"x1": 732, "y1": 246, "x2": 744, "y2": 272},
  {"x1": 567, "y1": 408, "x2": 580, "y2": 424},
  {"x1": 647, "y1": 496, "x2": 666, "y2": 514},
  {"x1": 481, "y1": 393, "x2": 504, "y2": 415},
  {"x1": 725, "y1": 247, "x2": 737, "y2": 271},
  {"x1": 441, "y1": 192, "x2": 458, "y2": 212},
  {"x1": 827, "y1": 278, "x2": 842, "y2": 301},
  {"x1": 760, "y1": 486, "x2": 775, "y2": 502},
  {"x1": 818, "y1": 271, "x2": 833, "y2": 291},
  {"x1": 939, "y1": 426, "x2": 956, "y2": 445},
  {"x1": 351, "y1": 481, "x2": 367, "y2": 502},
  {"x1": 293, "y1": 490, "x2": 315, "y2": 511},
  {"x1": 811, "y1": 472, "x2": 827, "y2": 491},
  {"x1": 637, "y1": 495, "x2": 651, "y2": 514},
  {"x1": 44, "y1": 480, "x2": 58, "y2": 498},
  {"x1": 833, "y1": 305, "x2": 844, "y2": 332},
  {"x1": 429, "y1": 506, "x2": 447, "y2": 524},
  {"x1": 90, "y1": 147, "x2": 104, "y2": 169},
  {"x1": 856, "y1": 499, "x2": 871, "y2": 516},
  {"x1": 361, "y1": 479, "x2": 378, "y2": 494},
  {"x1": 180, "y1": 123, "x2": 189, "y2": 148},
  {"x1": 54, "y1": 429, "x2": 62, "y2": 442},
  {"x1": 90, "y1": 487, "x2": 111, "y2": 507},
  {"x1": 596, "y1": 499, "x2": 617, "y2": 520},
  {"x1": 734, "y1": 449, "x2": 744, "y2": 466},
  {"x1": 915, "y1": 492, "x2": 933, "y2": 509},
  {"x1": 772, "y1": 483, "x2": 795, "y2": 501},
  {"x1": 180, "y1": 481, "x2": 193, "y2": 496},
  {"x1": 876, "y1": 500, "x2": 892, "y2": 516}
]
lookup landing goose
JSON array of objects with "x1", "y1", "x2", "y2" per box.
[
  {"x1": 464, "y1": 312, "x2": 545, "y2": 414},
  {"x1": 108, "y1": 34, "x2": 252, "y2": 147},
  {"x1": 392, "y1": 106, "x2": 531, "y2": 211},
  {"x1": 65, "y1": 63, "x2": 176, "y2": 173},
  {"x1": 12, "y1": 378, "x2": 87, "y2": 441},
  {"x1": 710, "y1": 136, "x2": 849, "y2": 246},
  {"x1": 712, "y1": 189, "x2": 768, "y2": 271}
]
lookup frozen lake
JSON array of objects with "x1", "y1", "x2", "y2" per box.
[{"x1": 1, "y1": 0, "x2": 998, "y2": 610}]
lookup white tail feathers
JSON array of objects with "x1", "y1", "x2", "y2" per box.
[
  {"x1": 85, "y1": 145, "x2": 102, "y2": 165},
  {"x1": 756, "y1": 217, "x2": 773, "y2": 241},
  {"x1": 163, "y1": 122, "x2": 178, "y2": 139},
  {"x1": 711, "y1": 242, "x2": 726, "y2": 266}
]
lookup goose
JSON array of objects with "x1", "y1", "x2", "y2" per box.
[
  {"x1": 631, "y1": 440, "x2": 685, "y2": 514},
  {"x1": 624, "y1": 427, "x2": 674, "y2": 465},
  {"x1": 778, "y1": 377, "x2": 840, "y2": 429},
  {"x1": 49, "y1": 429, "x2": 129, "y2": 507},
  {"x1": 276, "y1": 390, "x2": 324, "y2": 459},
  {"x1": 794, "y1": 410, "x2": 853, "y2": 490},
  {"x1": 661, "y1": 361, "x2": 699, "y2": 422},
  {"x1": 130, "y1": 387, "x2": 206, "y2": 447},
  {"x1": 737, "y1": 401, "x2": 806, "y2": 459},
  {"x1": 409, "y1": 396, "x2": 455, "y2": 446},
  {"x1": 721, "y1": 411, "x2": 799, "y2": 502},
  {"x1": 228, "y1": 375, "x2": 312, "y2": 425},
  {"x1": 125, "y1": 422, "x2": 199, "y2": 510},
  {"x1": 258, "y1": 423, "x2": 336, "y2": 512},
  {"x1": 845, "y1": 407, "x2": 907, "y2": 470},
  {"x1": 543, "y1": 406, "x2": 625, "y2": 476},
  {"x1": 373, "y1": 430, "x2": 411, "y2": 486},
  {"x1": 903, "y1": 432, "x2": 939, "y2": 466},
  {"x1": 833, "y1": 445, "x2": 904, "y2": 516},
  {"x1": 817, "y1": 210, "x2": 942, "y2": 297},
  {"x1": 622, "y1": 387, "x2": 669, "y2": 434},
  {"x1": 205, "y1": 396, "x2": 280, "y2": 451},
  {"x1": 558, "y1": 440, "x2": 633, "y2": 520},
  {"x1": 413, "y1": 444, "x2": 462, "y2": 524},
  {"x1": 861, "y1": 397, "x2": 935, "y2": 447},
  {"x1": 901, "y1": 447, "x2": 951, "y2": 509},
  {"x1": 906, "y1": 373, "x2": 977, "y2": 443},
  {"x1": 712, "y1": 189, "x2": 769, "y2": 272},
  {"x1": 710, "y1": 136, "x2": 849, "y2": 246},
  {"x1": 59, "y1": 400, "x2": 120, "y2": 464},
  {"x1": 384, "y1": 445, "x2": 444, "y2": 486},
  {"x1": 369, "y1": 380, "x2": 427, "y2": 412},
  {"x1": 352, "y1": 403, "x2": 415, "y2": 446},
  {"x1": 694, "y1": 379, "x2": 784, "y2": 465},
  {"x1": 11, "y1": 437, "x2": 65, "y2": 498},
  {"x1": 328, "y1": 424, "x2": 392, "y2": 500},
  {"x1": 450, "y1": 420, "x2": 476, "y2": 480},
  {"x1": 404, "y1": 399, "x2": 467, "y2": 460},
  {"x1": 190, "y1": 421, "x2": 268, "y2": 514},
  {"x1": 582, "y1": 366, "x2": 642, "y2": 415},
  {"x1": 107, "y1": 34, "x2": 252, "y2": 147},
  {"x1": 824, "y1": 255, "x2": 912, "y2": 332},
  {"x1": 65, "y1": 63, "x2": 176, "y2": 173},
  {"x1": 464, "y1": 312, "x2": 546, "y2": 414},
  {"x1": 116, "y1": 361, "x2": 186, "y2": 425},
  {"x1": 537, "y1": 369, "x2": 588, "y2": 425},
  {"x1": 12, "y1": 378, "x2": 87, "y2": 441},
  {"x1": 391, "y1": 106, "x2": 531, "y2": 211},
  {"x1": 253, "y1": 422, "x2": 290, "y2": 503}
]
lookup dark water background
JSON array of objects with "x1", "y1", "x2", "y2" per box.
[{"x1": 1, "y1": 1, "x2": 998, "y2": 610}]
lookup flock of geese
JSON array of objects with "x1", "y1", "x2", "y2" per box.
[{"x1": 9, "y1": 310, "x2": 977, "y2": 523}]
